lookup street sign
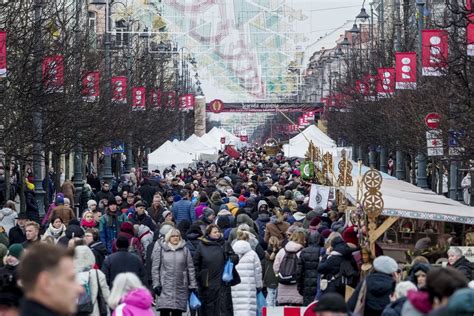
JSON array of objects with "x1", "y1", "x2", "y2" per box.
[
  {"x1": 104, "y1": 147, "x2": 112, "y2": 156},
  {"x1": 426, "y1": 138, "x2": 443, "y2": 148},
  {"x1": 426, "y1": 129, "x2": 442, "y2": 139},
  {"x1": 425, "y1": 112, "x2": 441, "y2": 129},
  {"x1": 426, "y1": 129, "x2": 444, "y2": 157},
  {"x1": 427, "y1": 147, "x2": 444, "y2": 156},
  {"x1": 112, "y1": 142, "x2": 125, "y2": 153}
]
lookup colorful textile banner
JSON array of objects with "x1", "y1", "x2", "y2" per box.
[
  {"x1": 82, "y1": 71, "x2": 100, "y2": 102},
  {"x1": 468, "y1": 14, "x2": 474, "y2": 56},
  {"x1": 422, "y1": 30, "x2": 448, "y2": 76},
  {"x1": 42, "y1": 55, "x2": 64, "y2": 92},
  {"x1": 395, "y1": 52, "x2": 417, "y2": 89},
  {"x1": 111, "y1": 76, "x2": 127, "y2": 104},
  {"x1": 149, "y1": 89, "x2": 162, "y2": 109},
  {"x1": 0, "y1": 31, "x2": 6, "y2": 78},
  {"x1": 376, "y1": 68, "x2": 395, "y2": 97},
  {"x1": 131, "y1": 87, "x2": 146, "y2": 110},
  {"x1": 179, "y1": 94, "x2": 195, "y2": 111}
]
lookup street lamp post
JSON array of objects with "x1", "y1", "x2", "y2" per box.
[{"x1": 32, "y1": 0, "x2": 46, "y2": 216}]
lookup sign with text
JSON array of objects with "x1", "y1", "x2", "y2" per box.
[
  {"x1": 422, "y1": 30, "x2": 448, "y2": 76},
  {"x1": 42, "y1": 55, "x2": 64, "y2": 93},
  {"x1": 82, "y1": 71, "x2": 100, "y2": 102},
  {"x1": 395, "y1": 52, "x2": 417, "y2": 89},
  {"x1": 207, "y1": 101, "x2": 324, "y2": 113},
  {"x1": 111, "y1": 76, "x2": 127, "y2": 104},
  {"x1": 131, "y1": 87, "x2": 146, "y2": 110}
]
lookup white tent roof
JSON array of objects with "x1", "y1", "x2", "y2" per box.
[
  {"x1": 284, "y1": 125, "x2": 339, "y2": 158},
  {"x1": 184, "y1": 134, "x2": 218, "y2": 155},
  {"x1": 148, "y1": 140, "x2": 194, "y2": 170},
  {"x1": 207, "y1": 127, "x2": 244, "y2": 148}
]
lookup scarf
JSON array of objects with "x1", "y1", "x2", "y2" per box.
[
  {"x1": 81, "y1": 218, "x2": 96, "y2": 229},
  {"x1": 48, "y1": 223, "x2": 65, "y2": 239}
]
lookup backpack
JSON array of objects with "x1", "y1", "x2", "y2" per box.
[
  {"x1": 128, "y1": 237, "x2": 142, "y2": 259},
  {"x1": 76, "y1": 272, "x2": 93, "y2": 315},
  {"x1": 335, "y1": 258, "x2": 359, "y2": 288},
  {"x1": 278, "y1": 250, "x2": 299, "y2": 285}
]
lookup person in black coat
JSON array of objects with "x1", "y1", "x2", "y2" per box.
[
  {"x1": 101, "y1": 235, "x2": 145, "y2": 286},
  {"x1": 25, "y1": 187, "x2": 39, "y2": 223},
  {"x1": 129, "y1": 201, "x2": 156, "y2": 232},
  {"x1": 8, "y1": 213, "x2": 27, "y2": 245},
  {"x1": 348, "y1": 255, "x2": 398, "y2": 316},
  {"x1": 184, "y1": 223, "x2": 203, "y2": 258},
  {"x1": 138, "y1": 178, "x2": 157, "y2": 207},
  {"x1": 84, "y1": 228, "x2": 107, "y2": 269},
  {"x1": 297, "y1": 232, "x2": 321, "y2": 305},
  {"x1": 193, "y1": 224, "x2": 239, "y2": 316},
  {"x1": 317, "y1": 236, "x2": 353, "y2": 296},
  {"x1": 448, "y1": 247, "x2": 472, "y2": 282}
]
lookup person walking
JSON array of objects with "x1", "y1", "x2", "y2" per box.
[
  {"x1": 99, "y1": 198, "x2": 128, "y2": 254},
  {"x1": 193, "y1": 224, "x2": 239, "y2": 315},
  {"x1": 49, "y1": 195, "x2": 76, "y2": 226},
  {"x1": 108, "y1": 272, "x2": 154, "y2": 316},
  {"x1": 0, "y1": 200, "x2": 18, "y2": 235},
  {"x1": 8, "y1": 212, "x2": 27, "y2": 245},
  {"x1": 151, "y1": 228, "x2": 197, "y2": 316},
  {"x1": 171, "y1": 189, "x2": 196, "y2": 225},
  {"x1": 297, "y1": 231, "x2": 321, "y2": 305},
  {"x1": 74, "y1": 245, "x2": 110, "y2": 316},
  {"x1": 231, "y1": 231, "x2": 263, "y2": 316},
  {"x1": 263, "y1": 236, "x2": 281, "y2": 307},
  {"x1": 42, "y1": 216, "x2": 66, "y2": 244}
]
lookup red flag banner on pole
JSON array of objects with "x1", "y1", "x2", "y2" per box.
[
  {"x1": 355, "y1": 80, "x2": 368, "y2": 96},
  {"x1": 468, "y1": 14, "x2": 474, "y2": 56},
  {"x1": 376, "y1": 68, "x2": 395, "y2": 97},
  {"x1": 467, "y1": 0, "x2": 472, "y2": 11},
  {"x1": 149, "y1": 89, "x2": 162, "y2": 109},
  {"x1": 364, "y1": 74, "x2": 377, "y2": 99},
  {"x1": 131, "y1": 87, "x2": 146, "y2": 110},
  {"x1": 395, "y1": 52, "x2": 417, "y2": 89},
  {"x1": 165, "y1": 91, "x2": 176, "y2": 108},
  {"x1": 422, "y1": 30, "x2": 448, "y2": 76},
  {"x1": 111, "y1": 76, "x2": 127, "y2": 104},
  {"x1": 224, "y1": 145, "x2": 240, "y2": 159},
  {"x1": 42, "y1": 55, "x2": 64, "y2": 93},
  {"x1": 82, "y1": 71, "x2": 100, "y2": 102},
  {"x1": 0, "y1": 31, "x2": 6, "y2": 78},
  {"x1": 179, "y1": 94, "x2": 195, "y2": 111}
]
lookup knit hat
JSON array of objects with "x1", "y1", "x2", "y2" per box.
[
  {"x1": 321, "y1": 228, "x2": 332, "y2": 239},
  {"x1": 228, "y1": 196, "x2": 238, "y2": 205},
  {"x1": 162, "y1": 210, "x2": 172, "y2": 219},
  {"x1": 87, "y1": 200, "x2": 97, "y2": 208},
  {"x1": 303, "y1": 210, "x2": 317, "y2": 228},
  {"x1": 447, "y1": 288, "x2": 474, "y2": 314},
  {"x1": 342, "y1": 226, "x2": 359, "y2": 245},
  {"x1": 8, "y1": 243, "x2": 23, "y2": 259},
  {"x1": 203, "y1": 207, "x2": 214, "y2": 219},
  {"x1": 313, "y1": 205, "x2": 324, "y2": 215},
  {"x1": 120, "y1": 222, "x2": 134, "y2": 235},
  {"x1": 55, "y1": 194, "x2": 64, "y2": 205},
  {"x1": 309, "y1": 217, "x2": 321, "y2": 227},
  {"x1": 135, "y1": 201, "x2": 146, "y2": 208},
  {"x1": 373, "y1": 255, "x2": 398, "y2": 274}
]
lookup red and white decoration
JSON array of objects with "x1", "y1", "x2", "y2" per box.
[
  {"x1": 262, "y1": 303, "x2": 317, "y2": 316},
  {"x1": 468, "y1": 14, "x2": 474, "y2": 57},
  {"x1": 0, "y1": 31, "x2": 6, "y2": 78},
  {"x1": 395, "y1": 52, "x2": 417, "y2": 89},
  {"x1": 376, "y1": 68, "x2": 395, "y2": 97},
  {"x1": 111, "y1": 76, "x2": 127, "y2": 104},
  {"x1": 81, "y1": 71, "x2": 100, "y2": 102},
  {"x1": 179, "y1": 93, "x2": 195, "y2": 111},
  {"x1": 240, "y1": 135, "x2": 248, "y2": 142},
  {"x1": 355, "y1": 80, "x2": 367, "y2": 96},
  {"x1": 422, "y1": 29, "x2": 448, "y2": 76},
  {"x1": 42, "y1": 55, "x2": 64, "y2": 92},
  {"x1": 149, "y1": 89, "x2": 162, "y2": 109},
  {"x1": 131, "y1": 87, "x2": 146, "y2": 110},
  {"x1": 164, "y1": 91, "x2": 176, "y2": 108}
]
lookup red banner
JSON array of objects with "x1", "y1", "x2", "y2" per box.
[
  {"x1": 422, "y1": 30, "x2": 448, "y2": 76},
  {"x1": 81, "y1": 71, "x2": 100, "y2": 102},
  {"x1": 149, "y1": 89, "x2": 162, "y2": 109},
  {"x1": 224, "y1": 145, "x2": 240, "y2": 159},
  {"x1": 355, "y1": 80, "x2": 367, "y2": 96},
  {"x1": 42, "y1": 55, "x2": 64, "y2": 92},
  {"x1": 164, "y1": 91, "x2": 176, "y2": 108},
  {"x1": 179, "y1": 94, "x2": 195, "y2": 111},
  {"x1": 131, "y1": 87, "x2": 146, "y2": 110},
  {"x1": 364, "y1": 74, "x2": 377, "y2": 97},
  {"x1": 395, "y1": 52, "x2": 417, "y2": 89},
  {"x1": 468, "y1": 14, "x2": 474, "y2": 56},
  {"x1": 376, "y1": 68, "x2": 395, "y2": 96},
  {"x1": 111, "y1": 76, "x2": 127, "y2": 104},
  {"x1": 0, "y1": 31, "x2": 6, "y2": 78}
]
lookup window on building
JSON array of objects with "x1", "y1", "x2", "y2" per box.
[{"x1": 88, "y1": 11, "x2": 96, "y2": 34}]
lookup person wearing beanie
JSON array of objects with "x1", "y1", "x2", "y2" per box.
[
  {"x1": 302, "y1": 210, "x2": 317, "y2": 229},
  {"x1": 308, "y1": 216, "x2": 321, "y2": 234},
  {"x1": 130, "y1": 201, "x2": 156, "y2": 232},
  {"x1": 161, "y1": 210, "x2": 174, "y2": 224},
  {"x1": 255, "y1": 201, "x2": 271, "y2": 249},
  {"x1": 86, "y1": 199, "x2": 97, "y2": 212},
  {"x1": 111, "y1": 222, "x2": 144, "y2": 259},
  {"x1": 348, "y1": 255, "x2": 398, "y2": 316},
  {"x1": 49, "y1": 194, "x2": 76, "y2": 226},
  {"x1": 342, "y1": 225, "x2": 359, "y2": 248},
  {"x1": 184, "y1": 223, "x2": 204, "y2": 258},
  {"x1": 80, "y1": 210, "x2": 97, "y2": 230},
  {"x1": 209, "y1": 191, "x2": 224, "y2": 213},
  {"x1": 201, "y1": 207, "x2": 216, "y2": 226},
  {"x1": 98, "y1": 197, "x2": 128, "y2": 254},
  {"x1": 101, "y1": 235, "x2": 145, "y2": 286}
]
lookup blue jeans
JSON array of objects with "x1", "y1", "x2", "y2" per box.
[{"x1": 266, "y1": 288, "x2": 277, "y2": 307}]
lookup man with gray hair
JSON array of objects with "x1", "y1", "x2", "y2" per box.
[{"x1": 447, "y1": 247, "x2": 472, "y2": 282}]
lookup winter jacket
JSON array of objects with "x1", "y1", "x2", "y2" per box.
[
  {"x1": 101, "y1": 249, "x2": 146, "y2": 286},
  {"x1": 137, "y1": 225, "x2": 154, "y2": 252},
  {"x1": 228, "y1": 214, "x2": 258, "y2": 243},
  {"x1": 348, "y1": 271, "x2": 396, "y2": 316},
  {"x1": 25, "y1": 189, "x2": 39, "y2": 223},
  {"x1": 112, "y1": 288, "x2": 154, "y2": 316},
  {"x1": 264, "y1": 220, "x2": 290, "y2": 244},
  {"x1": 382, "y1": 296, "x2": 408, "y2": 316},
  {"x1": 60, "y1": 180, "x2": 75, "y2": 206},
  {"x1": 171, "y1": 199, "x2": 196, "y2": 224},
  {"x1": 255, "y1": 213, "x2": 270, "y2": 248},
  {"x1": 77, "y1": 269, "x2": 110, "y2": 316},
  {"x1": 231, "y1": 240, "x2": 263, "y2": 316},
  {"x1": 8, "y1": 224, "x2": 26, "y2": 245},
  {"x1": 90, "y1": 241, "x2": 108, "y2": 269},
  {"x1": 194, "y1": 202, "x2": 208, "y2": 219},
  {"x1": 95, "y1": 189, "x2": 114, "y2": 204},
  {"x1": 451, "y1": 256, "x2": 472, "y2": 282},
  {"x1": 263, "y1": 245, "x2": 280, "y2": 289},
  {"x1": 318, "y1": 238, "x2": 353, "y2": 295},
  {"x1": 0, "y1": 207, "x2": 17, "y2": 234},
  {"x1": 130, "y1": 212, "x2": 156, "y2": 232},
  {"x1": 57, "y1": 222, "x2": 84, "y2": 247},
  {"x1": 151, "y1": 240, "x2": 197, "y2": 311},
  {"x1": 42, "y1": 223, "x2": 66, "y2": 244},
  {"x1": 146, "y1": 204, "x2": 167, "y2": 224},
  {"x1": 297, "y1": 232, "x2": 321, "y2": 305},
  {"x1": 99, "y1": 211, "x2": 128, "y2": 254},
  {"x1": 273, "y1": 240, "x2": 304, "y2": 305},
  {"x1": 185, "y1": 231, "x2": 202, "y2": 258},
  {"x1": 111, "y1": 232, "x2": 144, "y2": 260},
  {"x1": 49, "y1": 205, "x2": 75, "y2": 226}
]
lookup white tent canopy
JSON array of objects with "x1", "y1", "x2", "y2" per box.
[{"x1": 148, "y1": 140, "x2": 194, "y2": 171}]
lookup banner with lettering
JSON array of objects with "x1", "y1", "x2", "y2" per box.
[
  {"x1": 42, "y1": 55, "x2": 64, "y2": 93},
  {"x1": 395, "y1": 52, "x2": 417, "y2": 89},
  {"x1": 422, "y1": 30, "x2": 448, "y2": 76},
  {"x1": 149, "y1": 89, "x2": 162, "y2": 109},
  {"x1": 468, "y1": 14, "x2": 474, "y2": 57},
  {"x1": 376, "y1": 68, "x2": 395, "y2": 97},
  {"x1": 131, "y1": 87, "x2": 146, "y2": 110},
  {"x1": 179, "y1": 94, "x2": 195, "y2": 111},
  {"x1": 81, "y1": 71, "x2": 100, "y2": 102},
  {"x1": 111, "y1": 76, "x2": 127, "y2": 104},
  {"x1": 0, "y1": 31, "x2": 6, "y2": 78}
]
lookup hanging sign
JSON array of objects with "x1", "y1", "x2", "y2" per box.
[
  {"x1": 42, "y1": 55, "x2": 64, "y2": 92},
  {"x1": 355, "y1": 80, "x2": 367, "y2": 96},
  {"x1": 149, "y1": 89, "x2": 162, "y2": 109},
  {"x1": 131, "y1": 87, "x2": 146, "y2": 110},
  {"x1": 179, "y1": 94, "x2": 195, "y2": 111},
  {"x1": 376, "y1": 68, "x2": 395, "y2": 97},
  {"x1": 82, "y1": 71, "x2": 100, "y2": 102},
  {"x1": 422, "y1": 30, "x2": 448, "y2": 76},
  {"x1": 395, "y1": 52, "x2": 417, "y2": 89},
  {"x1": 111, "y1": 76, "x2": 127, "y2": 104},
  {"x1": 468, "y1": 14, "x2": 474, "y2": 56},
  {"x1": 165, "y1": 91, "x2": 176, "y2": 108},
  {"x1": 364, "y1": 74, "x2": 377, "y2": 99},
  {"x1": 0, "y1": 31, "x2": 6, "y2": 78}
]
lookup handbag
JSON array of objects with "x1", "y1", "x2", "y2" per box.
[
  {"x1": 256, "y1": 291, "x2": 267, "y2": 316},
  {"x1": 188, "y1": 291, "x2": 202, "y2": 310},
  {"x1": 353, "y1": 281, "x2": 367, "y2": 316},
  {"x1": 95, "y1": 270, "x2": 108, "y2": 316},
  {"x1": 77, "y1": 271, "x2": 93, "y2": 314},
  {"x1": 222, "y1": 259, "x2": 234, "y2": 283}
]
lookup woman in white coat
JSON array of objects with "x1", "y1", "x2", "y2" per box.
[
  {"x1": 74, "y1": 245, "x2": 111, "y2": 316},
  {"x1": 231, "y1": 231, "x2": 263, "y2": 316}
]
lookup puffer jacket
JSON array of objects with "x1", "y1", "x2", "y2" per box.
[
  {"x1": 231, "y1": 240, "x2": 263, "y2": 316},
  {"x1": 112, "y1": 288, "x2": 154, "y2": 316},
  {"x1": 273, "y1": 240, "x2": 304, "y2": 305},
  {"x1": 297, "y1": 232, "x2": 321, "y2": 305},
  {"x1": 0, "y1": 207, "x2": 17, "y2": 234},
  {"x1": 151, "y1": 240, "x2": 197, "y2": 311}
]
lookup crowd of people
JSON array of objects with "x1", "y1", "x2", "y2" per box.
[{"x1": 0, "y1": 147, "x2": 474, "y2": 316}]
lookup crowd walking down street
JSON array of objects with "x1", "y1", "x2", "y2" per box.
[{"x1": 0, "y1": 146, "x2": 473, "y2": 316}]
